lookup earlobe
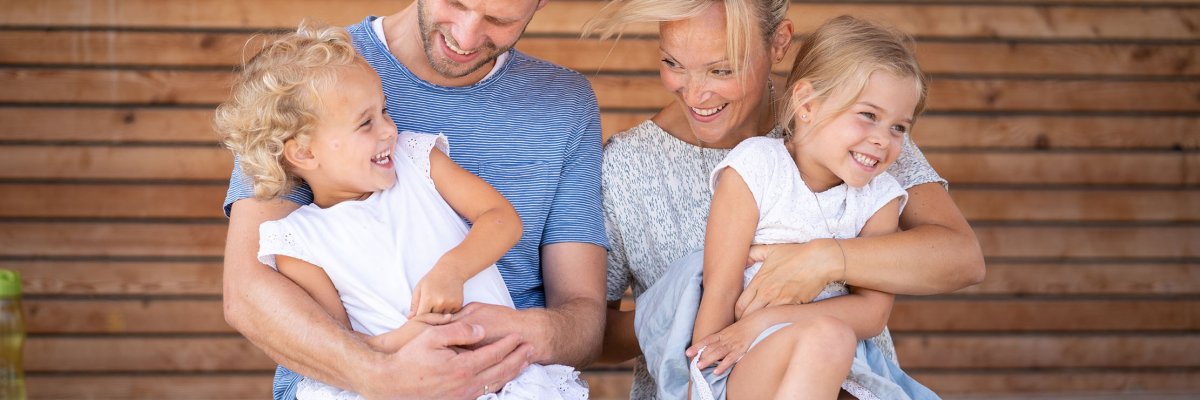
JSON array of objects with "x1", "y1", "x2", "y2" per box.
[
  {"x1": 791, "y1": 80, "x2": 818, "y2": 121},
  {"x1": 771, "y1": 20, "x2": 795, "y2": 63},
  {"x1": 284, "y1": 139, "x2": 317, "y2": 171}
]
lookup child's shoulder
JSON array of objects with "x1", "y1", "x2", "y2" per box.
[{"x1": 728, "y1": 136, "x2": 788, "y2": 161}]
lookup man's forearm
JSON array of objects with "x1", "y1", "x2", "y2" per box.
[
  {"x1": 224, "y1": 199, "x2": 376, "y2": 391},
  {"x1": 526, "y1": 296, "x2": 606, "y2": 367}
]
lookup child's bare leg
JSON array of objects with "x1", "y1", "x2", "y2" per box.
[{"x1": 725, "y1": 315, "x2": 856, "y2": 399}]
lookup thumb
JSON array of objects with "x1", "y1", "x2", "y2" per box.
[
  {"x1": 423, "y1": 322, "x2": 487, "y2": 349},
  {"x1": 409, "y1": 284, "x2": 422, "y2": 319},
  {"x1": 747, "y1": 244, "x2": 771, "y2": 263}
]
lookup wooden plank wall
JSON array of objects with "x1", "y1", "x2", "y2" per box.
[{"x1": 0, "y1": 0, "x2": 1197, "y2": 398}]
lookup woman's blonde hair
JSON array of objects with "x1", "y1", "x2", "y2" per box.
[
  {"x1": 214, "y1": 21, "x2": 361, "y2": 200},
  {"x1": 582, "y1": 0, "x2": 789, "y2": 76},
  {"x1": 782, "y1": 15, "x2": 928, "y2": 138}
]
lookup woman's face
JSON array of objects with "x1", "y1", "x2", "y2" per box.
[{"x1": 658, "y1": 4, "x2": 776, "y2": 148}]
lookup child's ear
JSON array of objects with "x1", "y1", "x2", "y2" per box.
[
  {"x1": 283, "y1": 139, "x2": 318, "y2": 171},
  {"x1": 791, "y1": 80, "x2": 819, "y2": 124},
  {"x1": 769, "y1": 20, "x2": 794, "y2": 65}
]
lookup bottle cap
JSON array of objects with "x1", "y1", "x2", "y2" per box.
[{"x1": 0, "y1": 269, "x2": 20, "y2": 297}]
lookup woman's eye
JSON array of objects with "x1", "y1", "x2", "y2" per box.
[
  {"x1": 711, "y1": 69, "x2": 733, "y2": 77},
  {"x1": 660, "y1": 58, "x2": 679, "y2": 69},
  {"x1": 858, "y1": 112, "x2": 877, "y2": 122}
]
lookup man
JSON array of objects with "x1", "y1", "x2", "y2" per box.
[{"x1": 221, "y1": 0, "x2": 608, "y2": 398}]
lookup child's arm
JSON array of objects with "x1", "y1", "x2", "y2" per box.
[
  {"x1": 409, "y1": 148, "x2": 523, "y2": 317},
  {"x1": 275, "y1": 255, "x2": 437, "y2": 353},
  {"x1": 693, "y1": 168, "x2": 759, "y2": 349}
]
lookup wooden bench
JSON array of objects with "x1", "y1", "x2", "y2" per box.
[{"x1": 1, "y1": 0, "x2": 1196, "y2": 398}]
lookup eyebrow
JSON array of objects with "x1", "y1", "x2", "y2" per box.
[
  {"x1": 859, "y1": 101, "x2": 914, "y2": 125},
  {"x1": 659, "y1": 48, "x2": 730, "y2": 68}
]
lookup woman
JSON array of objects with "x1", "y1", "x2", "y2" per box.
[{"x1": 586, "y1": 1, "x2": 985, "y2": 398}]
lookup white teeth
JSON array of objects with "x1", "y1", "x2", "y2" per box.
[
  {"x1": 690, "y1": 104, "x2": 727, "y2": 117},
  {"x1": 443, "y1": 34, "x2": 474, "y2": 55},
  {"x1": 852, "y1": 152, "x2": 878, "y2": 167},
  {"x1": 371, "y1": 151, "x2": 391, "y2": 165}
]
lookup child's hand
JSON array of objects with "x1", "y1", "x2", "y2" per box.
[
  {"x1": 409, "y1": 269, "x2": 467, "y2": 318},
  {"x1": 686, "y1": 313, "x2": 769, "y2": 376}
]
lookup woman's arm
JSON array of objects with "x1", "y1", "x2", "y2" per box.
[
  {"x1": 694, "y1": 168, "x2": 759, "y2": 344},
  {"x1": 736, "y1": 182, "x2": 985, "y2": 317},
  {"x1": 599, "y1": 301, "x2": 642, "y2": 364},
  {"x1": 412, "y1": 148, "x2": 523, "y2": 316}
]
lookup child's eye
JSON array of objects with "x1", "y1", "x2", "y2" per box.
[
  {"x1": 891, "y1": 124, "x2": 909, "y2": 136},
  {"x1": 359, "y1": 119, "x2": 371, "y2": 129}
]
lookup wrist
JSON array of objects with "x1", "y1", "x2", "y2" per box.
[{"x1": 815, "y1": 238, "x2": 845, "y2": 284}]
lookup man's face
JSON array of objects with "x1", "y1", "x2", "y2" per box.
[{"x1": 417, "y1": 0, "x2": 541, "y2": 78}]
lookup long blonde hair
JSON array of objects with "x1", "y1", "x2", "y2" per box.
[
  {"x1": 214, "y1": 22, "x2": 361, "y2": 200},
  {"x1": 782, "y1": 15, "x2": 928, "y2": 138},
  {"x1": 582, "y1": 0, "x2": 789, "y2": 76}
]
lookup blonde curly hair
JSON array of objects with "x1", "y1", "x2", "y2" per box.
[
  {"x1": 782, "y1": 15, "x2": 928, "y2": 138},
  {"x1": 214, "y1": 22, "x2": 362, "y2": 200}
]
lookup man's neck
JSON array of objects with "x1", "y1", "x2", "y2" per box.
[{"x1": 383, "y1": 5, "x2": 494, "y2": 88}]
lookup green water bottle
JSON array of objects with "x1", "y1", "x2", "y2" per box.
[{"x1": 0, "y1": 269, "x2": 26, "y2": 400}]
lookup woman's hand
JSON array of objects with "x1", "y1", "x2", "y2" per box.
[
  {"x1": 685, "y1": 312, "x2": 770, "y2": 376},
  {"x1": 735, "y1": 240, "x2": 841, "y2": 319},
  {"x1": 410, "y1": 268, "x2": 468, "y2": 317}
]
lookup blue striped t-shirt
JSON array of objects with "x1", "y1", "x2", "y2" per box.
[{"x1": 224, "y1": 16, "x2": 608, "y2": 310}]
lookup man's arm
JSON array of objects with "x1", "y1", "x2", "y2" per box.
[
  {"x1": 453, "y1": 242, "x2": 607, "y2": 367},
  {"x1": 225, "y1": 198, "x2": 530, "y2": 398}
]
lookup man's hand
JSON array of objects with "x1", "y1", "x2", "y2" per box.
[
  {"x1": 450, "y1": 302, "x2": 543, "y2": 350},
  {"x1": 357, "y1": 322, "x2": 532, "y2": 400}
]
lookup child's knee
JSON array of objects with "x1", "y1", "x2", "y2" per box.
[{"x1": 790, "y1": 316, "x2": 856, "y2": 350}]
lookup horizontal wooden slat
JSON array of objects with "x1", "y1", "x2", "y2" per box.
[
  {"x1": 0, "y1": 108, "x2": 219, "y2": 143},
  {"x1": 974, "y1": 226, "x2": 1200, "y2": 259},
  {"x1": 928, "y1": 152, "x2": 1198, "y2": 185},
  {"x1": 911, "y1": 370, "x2": 1200, "y2": 395},
  {"x1": 3, "y1": 1, "x2": 1197, "y2": 40},
  {"x1": 25, "y1": 337, "x2": 274, "y2": 372},
  {"x1": 6, "y1": 30, "x2": 1198, "y2": 78},
  {"x1": 4, "y1": 184, "x2": 1195, "y2": 222},
  {"x1": 26, "y1": 299, "x2": 230, "y2": 334},
  {"x1": 2, "y1": 146, "x2": 1192, "y2": 185},
  {"x1": 2, "y1": 222, "x2": 1193, "y2": 259},
  {"x1": 952, "y1": 189, "x2": 1200, "y2": 222},
  {"x1": 4, "y1": 108, "x2": 1195, "y2": 151},
  {"x1": 889, "y1": 299, "x2": 1200, "y2": 332},
  {"x1": 0, "y1": 222, "x2": 228, "y2": 258},
  {"x1": 0, "y1": 184, "x2": 227, "y2": 219},
  {"x1": 961, "y1": 262, "x2": 1200, "y2": 295},
  {"x1": 895, "y1": 334, "x2": 1200, "y2": 369},
  {"x1": 5, "y1": 69, "x2": 1199, "y2": 112},
  {"x1": 24, "y1": 298, "x2": 1196, "y2": 334},
  {"x1": 9, "y1": 261, "x2": 222, "y2": 295},
  {"x1": 27, "y1": 374, "x2": 273, "y2": 400},
  {"x1": 0, "y1": 146, "x2": 232, "y2": 181},
  {"x1": 15, "y1": 260, "x2": 1199, "y2": 297},
  {"x1": 26, "y1": 334, "x2": 1200, "y2": 372},
  {"x1": 24, "y1": 370, "x2": 1200, "y2": 400}
]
